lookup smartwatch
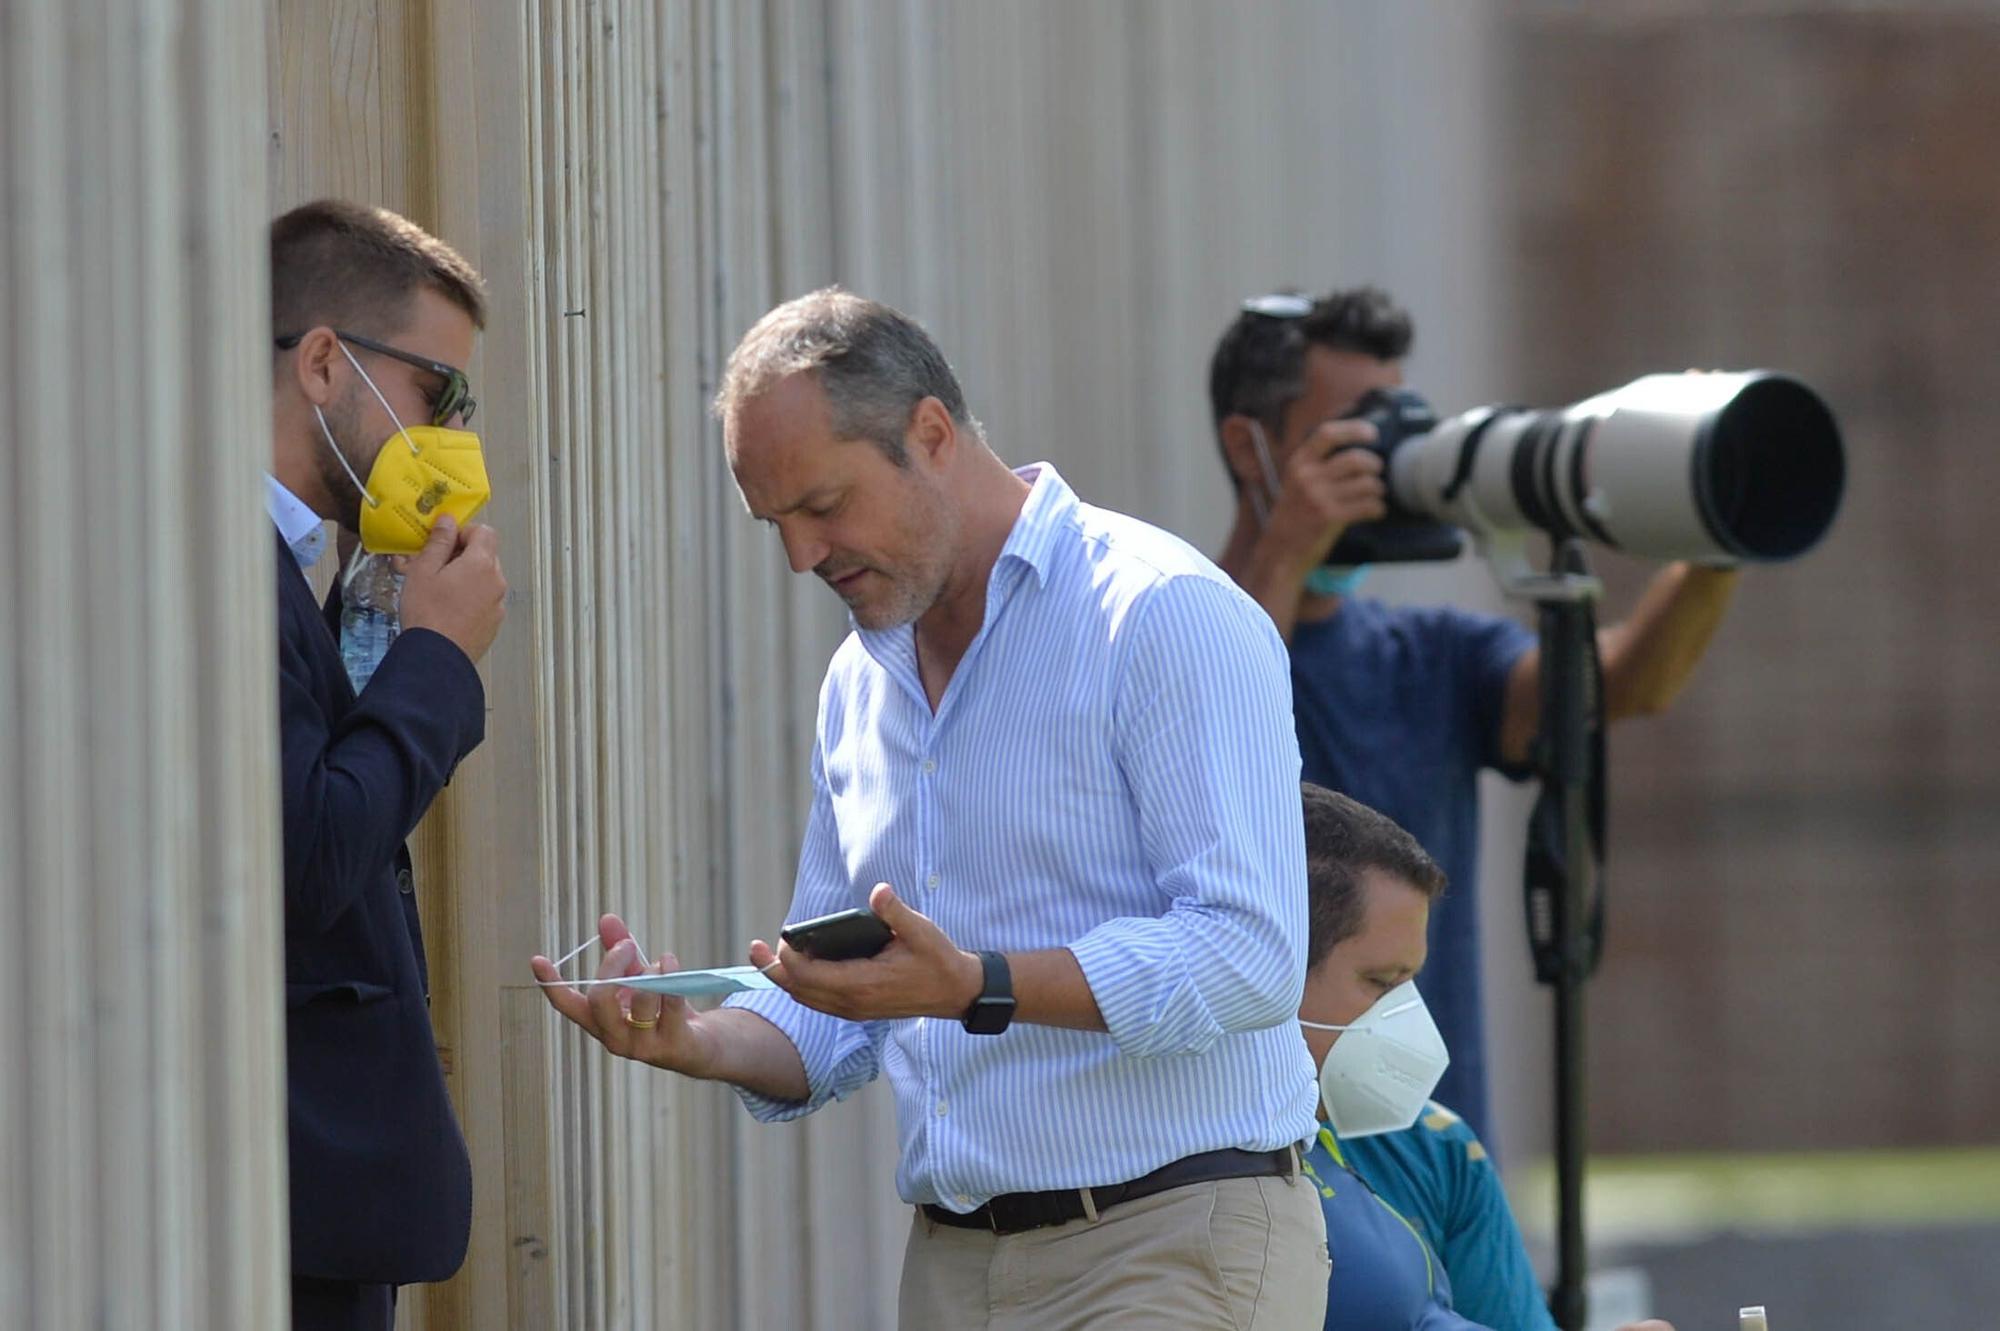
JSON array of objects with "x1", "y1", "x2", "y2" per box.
[{"x1": 960, "y1": 950, "x2": 1015, "y2": 1035}]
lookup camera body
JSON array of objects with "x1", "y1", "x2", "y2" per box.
[
  {"x1": 1316, "y1": 372, "x2": 1846, "y2": 585},
  {"x1": 1324, "y1": 387, "x2": 1463, "y2": 567}
]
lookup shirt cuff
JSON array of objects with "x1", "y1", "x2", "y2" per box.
[
  {"x1": 1067, "y1": 922, "x2": 1224, "y2": 1059},
  {"x1": 720, "y1": 989, "x2": 882, "y2": 1122}
]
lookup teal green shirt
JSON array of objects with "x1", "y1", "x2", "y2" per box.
[{"x1": 1341, "y1": 1101, "x2": 1558, "y2": 1331}]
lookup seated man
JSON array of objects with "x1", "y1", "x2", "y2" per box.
[{"x1": 1296, "y1": 783, "x2": 1670, "y2": 1331}]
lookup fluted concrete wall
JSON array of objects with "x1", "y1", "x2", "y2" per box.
[{"x1": 0, "y1": 1, "x2": 288, "y2": 1329}]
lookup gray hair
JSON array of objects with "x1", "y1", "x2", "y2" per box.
[{"x1": 712, "y1": 286, "x2": 982, "y2": 464}]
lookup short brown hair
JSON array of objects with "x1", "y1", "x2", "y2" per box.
[
  {"x1": 270, "y1": 200, "x2": 487, "y2": 341},
  {"x1": 1302, "y1": 783, "x2": 1446, "y2": 968}
]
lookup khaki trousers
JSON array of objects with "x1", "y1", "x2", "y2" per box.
[{"x1": 898, "y1": 1172, "x2": 1331, "y2": 1330}]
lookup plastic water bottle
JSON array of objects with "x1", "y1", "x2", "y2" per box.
[{"x1": 340, "y1": 550, "x2": 404, "y2": 693}]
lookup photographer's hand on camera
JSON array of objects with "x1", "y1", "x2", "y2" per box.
[{"x1": 1242, "y1": 419, "x2": 1386, "y2": 639}]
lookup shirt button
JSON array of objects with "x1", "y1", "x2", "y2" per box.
[
  {"x1": 396, "y1": 868, "x2": 415, "y2": 895},
  {"x1": 956, "y1": 1194, "x2": 971, "y2": 1206},
  {"x1": 921, "y1": 758, "x2": 937, "y2": 775},
  {"x1": 926, "y1": 872, "x2": 941, "y2": 889},
  {"x1": 936, "y1": 1101, "x2": 949, "y2": 1117}
]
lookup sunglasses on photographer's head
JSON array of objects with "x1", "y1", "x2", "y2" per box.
[
  {"x1": 273, "y1": 328, "x2": 478, "y2": 427},
  {"x1": 1240, "y1": 293, "x2": 1313, "y2": 320},
  {"x1": 1218, "y1": 293, "x2": 1316, "y2": 419}
]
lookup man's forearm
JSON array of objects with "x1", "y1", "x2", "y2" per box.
[
  {"x1": 1006, "y1": 948, "x2": 1108, "y2": 1031},
  {"x1": 686, "y1": 1007, "x2": 813, "y2": 1102},
  {"x1": 1500, "y1": 563, "x2": 1740, "y2": 763},
  {"x1": 1600, "y1": 563, "x2": 1740, "y2": 719}
]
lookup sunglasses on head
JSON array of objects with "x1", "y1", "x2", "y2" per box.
[
  {"x1": 274, "y1": 328, "x2": 477, "y2": 426},
  {"x1": 1240, "y1": 293, "x2": 1312, "y2": 319}
]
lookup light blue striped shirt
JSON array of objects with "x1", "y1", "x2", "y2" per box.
[{"x1": 725, "y1": 463, "x2": 1319, "y2": 1209}]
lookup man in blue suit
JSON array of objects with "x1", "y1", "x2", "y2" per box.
[{"x1": 266, "y1": 200, "x2": 508, "y2": 1330}]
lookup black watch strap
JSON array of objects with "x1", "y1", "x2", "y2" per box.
[{"x1": 961, "y1": 950, "x2": 1015, "y2": 1035}]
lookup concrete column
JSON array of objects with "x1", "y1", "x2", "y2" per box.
[{"x1": 0, "y1": 0, "x2": 287, "y2": 1327}]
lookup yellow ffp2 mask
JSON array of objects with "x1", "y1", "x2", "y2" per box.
[
  {"x1": 316, "y1": 343, "x2": 493, "y2": 554},
  {"x1": 352, "y1": 424, "x2": 491, "y2": 554}
]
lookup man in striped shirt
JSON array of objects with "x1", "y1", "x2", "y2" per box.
[{"x1": 534, "y1": 288, "x2": 1329, "y2": 1328}]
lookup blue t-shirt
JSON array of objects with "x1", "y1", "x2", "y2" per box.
[
  {"x1": 1289, "y1": 597, "x2": 1536, "y2": 1144},
  {"x1": 1302, "y1": 1126, "x2": 1492, "y2": 1331},
  {"x1": 1343, "y1": 1102, "x2": 1558, "y2": 1331}
]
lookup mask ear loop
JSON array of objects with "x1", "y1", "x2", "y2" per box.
[
  {"x1": 1299, "y1": 995, "x2": 1425, "y2": 1032},
  {"x1": 312, "y1": 403, "x2": 378, "y2": 517},
  {"x1": 550, "y1": 935, "x2": 596, "y2": 973},
  {"x1": 1245, "y1": 420, "x2": 1283, "y2": 530},
  {"x1": 340, "y1": 340, "x2": 423, "y2": 457},
  {"x1": 546, "y1": 930, "x2": 652, "y2": 978}
]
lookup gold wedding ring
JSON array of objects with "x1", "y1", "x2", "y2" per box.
[{"x1": 624, "y1": 1011, "x2": 659, "y2": 1030}]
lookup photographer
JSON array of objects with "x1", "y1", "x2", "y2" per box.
[{"x1": 1210, "y1": 287, "x2": 1739, "y2": 1145}]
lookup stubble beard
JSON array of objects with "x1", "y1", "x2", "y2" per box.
[
  {"x1": 312, "y1": 390, "x2": 372, "y2": 534},
  {"x1": 846, "y1": 481, "x2": 959, "y2": 631}
]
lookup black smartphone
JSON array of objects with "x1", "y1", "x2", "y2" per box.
[{"x1": 780, "y1": 907, "x2": 894, "y2": 961}]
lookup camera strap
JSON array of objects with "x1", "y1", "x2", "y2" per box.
[
  {"x1": 1523, "y1": 583, "x2": 1608, "y2": 987},
  {"x1": 1523, "y1": 759, "x2": 1607, "y2": 984},
  {"x1": 1441, "y1": 407, "x2": 1513, "y2": 503}
]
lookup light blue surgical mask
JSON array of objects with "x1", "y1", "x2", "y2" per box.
[
  {"x1": 1305, "y1": 564, "x2": 1370, "y2": 599},
  {"x1": 539, "y1": 931, "x2": 781, "y2": 998}
]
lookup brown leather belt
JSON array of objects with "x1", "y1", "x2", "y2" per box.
[{"x1": 920, "y1": 1146, "x2": 1296, "y2": 1236}]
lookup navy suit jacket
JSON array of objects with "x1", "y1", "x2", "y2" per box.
[{"x1": 275, "y1": 528, "x2": 480, "y2": 1284}]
